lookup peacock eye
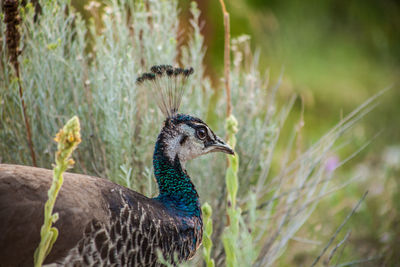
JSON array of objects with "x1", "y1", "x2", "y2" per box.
[{"x1": 196, "y1": 128, "x2": 207, "y2": 140}]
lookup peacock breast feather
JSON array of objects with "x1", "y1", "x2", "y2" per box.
[{"x1": 58, "y1": 187, "x2": 202, "y2": 267}]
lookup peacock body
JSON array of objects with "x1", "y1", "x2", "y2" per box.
[{"x1": 0, "y1": 66, "x2": 233, "y2": 266}]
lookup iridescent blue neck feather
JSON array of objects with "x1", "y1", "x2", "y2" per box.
[{"x1": 153, "y1": 137, "x2": 201, "y2": 217}]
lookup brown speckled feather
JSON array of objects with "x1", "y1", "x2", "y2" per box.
[
  {"x1": 0, "y1": 164, "x2": 202, "y2": 267},
  {"x1": 0, "y1": 164, "x2": 148, "y2": 266}
]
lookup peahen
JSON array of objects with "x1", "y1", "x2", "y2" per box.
[{"x1": 0, "y1": 65, "x2": 234, "y2": 266}]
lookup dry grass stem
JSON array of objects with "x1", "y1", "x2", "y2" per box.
[
  {"x1": 310, "y1": 191, "x2": 368, "y2": 267},
  {"x1": 218, "y1": 0, "x2": 231, "y2": 118},
  {"x1": 4, "y1": 0, "x2": 37, "y2": 166}
]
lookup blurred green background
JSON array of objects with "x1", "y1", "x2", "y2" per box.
[{"x1": 185, "y1": 0, "x2": 399, "y2": 146}]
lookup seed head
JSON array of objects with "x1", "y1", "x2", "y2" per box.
[{"x1": 4, "y1": 0, "x2": 21, "y2": 71}]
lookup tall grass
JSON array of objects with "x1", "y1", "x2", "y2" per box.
[{"x1": 0, "y1": 0, "x2": 381, "y2": 265}]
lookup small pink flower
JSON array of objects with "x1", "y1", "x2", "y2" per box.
[{"x1": 325, "y1": 156, "x2": 339, "y2": 172}]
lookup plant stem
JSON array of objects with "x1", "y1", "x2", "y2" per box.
[
  {"x1": 17, "y1": 76, "x2": 37, "y2": 166},
  {"x1": 4, "y1": 0, "x2": 37, "y2": 166},
  {"x1": 202, "y1": 202, "x2": 215, "y2": 267},
  {"x1": 218, "y1": 0, "x2": 231, "y2": 118},
  {"x1": 34, "y1": 116, "x2": 81, "y2": 267}
]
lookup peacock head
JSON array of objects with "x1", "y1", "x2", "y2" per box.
[
  {"x1": 137, "y1": 65, "x2": 234, "y2": 164},
  {"x1": 159, "y1": 113, "x2": 234, "y2": 163}
]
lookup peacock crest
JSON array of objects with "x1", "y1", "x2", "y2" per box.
[{"x1": 136, "y1": 65, "x2": 194, "y2": 118}]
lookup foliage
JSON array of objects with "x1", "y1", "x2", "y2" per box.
[
  {"x1": 201, "y1": 202, "x2": 215, "y2": 267},
  {"x1": 34, "y1": 116, "x2": 81, "y2": 267},
  {"x1": 222, "y1": 115, "x2": 240, "y2": 267},
  {"x1": 0, "y1": 0, "x2": 388, "y2": 266}
]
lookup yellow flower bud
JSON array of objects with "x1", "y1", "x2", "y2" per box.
[{"x1": 68, "y1": 133, "x2": 74, "y2": 143}]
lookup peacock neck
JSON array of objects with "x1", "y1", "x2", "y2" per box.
[{"x1": 152, "y1": 138, "x2": 201, "y2": 218}]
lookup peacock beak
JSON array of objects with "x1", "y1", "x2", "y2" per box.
[{"x1": 207, "y1": 136, "x2": 235, "y2": 155}]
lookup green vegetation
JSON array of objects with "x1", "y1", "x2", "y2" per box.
[
  {"x1": 34, "y1": 116, "x2": 81, "y2": 267},
  {"x1": 222, "y1": 115, "x2": 240, "y2": 267},
  {"x1": 1, "y1": 0, "x2": 397, "y2": 266},
  {"x1": 202, "y1": 202, "x2": 215, "y2": 267}
]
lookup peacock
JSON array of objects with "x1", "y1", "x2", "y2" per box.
[{"x1": 0, "y1": 65, "x2": 234, "y2": 266}]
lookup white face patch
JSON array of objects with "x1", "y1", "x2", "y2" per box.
[{"x1": 164, "y1": 124, "x2": 208, "y2": 164}]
